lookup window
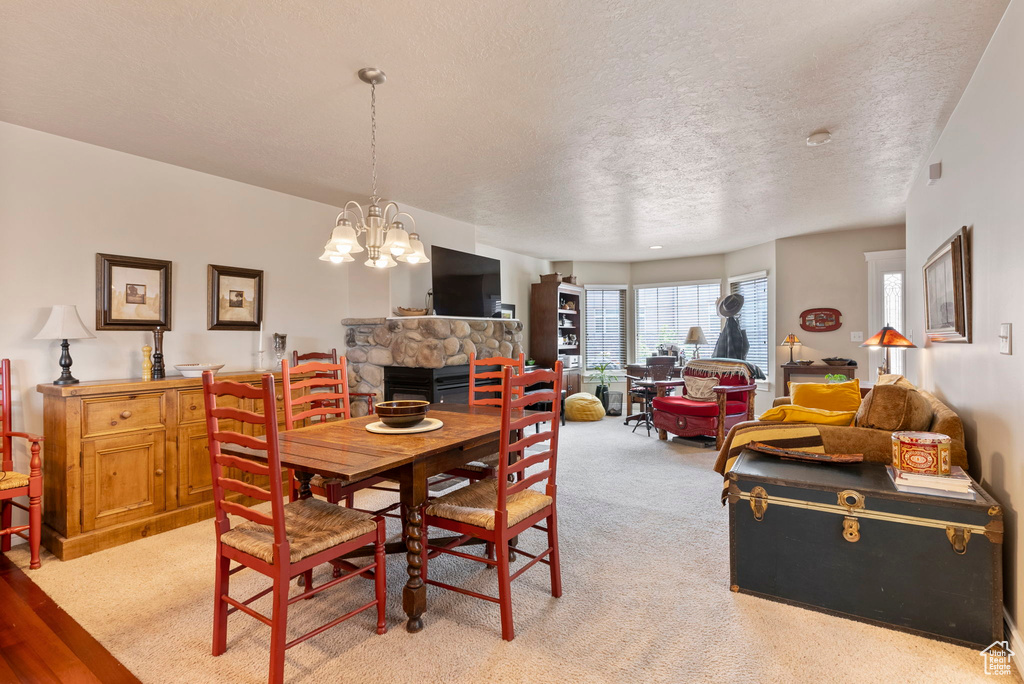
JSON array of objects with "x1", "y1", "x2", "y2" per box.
[
  {"x1": 866, "y1": 249, "x2": 907, "y2": 377},
  {"x1": 634, "y1": 282, "x2": 721, "y2": 361},
  {"x1": 882, "y1": 271, "x2": 905, "y2": 376},
  {"x1": 584, "y1": 287, "x2": 626, "y2": 369},
  {"x1": 729, "y1": 273, "x2": 769, "y2": 374}
]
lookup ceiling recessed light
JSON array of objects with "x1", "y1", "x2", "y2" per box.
[
  {"x1": 650, "y1": 245, "x2": 663, "y2": 250},
  {"x1": 806, "y1": 130, "x2": 832, "y2": 146}
]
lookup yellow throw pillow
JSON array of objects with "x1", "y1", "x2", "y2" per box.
[
  {"x1": 759, "y1": 404, "x2": 857, "y2": 426},
  {"x1": 790, "y1": 379, "x2": 861, "y2": 412}
]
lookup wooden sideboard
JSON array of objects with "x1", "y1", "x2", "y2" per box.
[{"x1": 36, "y1": 371, "x2": 296, "y2": 560}]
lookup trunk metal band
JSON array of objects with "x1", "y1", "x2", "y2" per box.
[{"x1": 734, "y1": 488, "x2": 999, "y2": 541}]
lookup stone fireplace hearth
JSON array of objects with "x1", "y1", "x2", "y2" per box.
[{"x1": 342, "y1": 316, "x2": 524, "y2": 416}]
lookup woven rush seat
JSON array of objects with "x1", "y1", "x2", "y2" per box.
[
  {"x1": 425, "y1": 478, "x2": 551, "y2": 531},
  {"x1": 221, "y1": 497, "x2": 377, "y2": 564},
  {"x1": 0, "y1": 472, "x2": 29, "y2": 491}
]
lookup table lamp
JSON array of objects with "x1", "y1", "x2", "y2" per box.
[
  {"x1": 685, "y1": 326, "x2": 708, "y2": 359},
  {"x1": 780, "y1": 333, "x2": 802, "y2": 364},
  {"x1": 34, "y1": 305, "x2": 95, "y2": 385},
  {"x1": 861, "y1": 326, "x2": 916, "y2": 376}
]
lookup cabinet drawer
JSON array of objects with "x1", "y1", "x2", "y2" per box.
[
  {"x1": 179, "y1": 389, "x2": 238, "y2": 424},
  {"x1": 82, "y1": 393, "x2": 165, "y2": 437}
]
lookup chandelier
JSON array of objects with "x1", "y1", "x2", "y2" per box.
[{"x1": 319, "y1": 67, "x2": 429, "y2": 268}]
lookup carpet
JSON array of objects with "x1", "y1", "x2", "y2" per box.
[{"x1": 5, "y1": 417, "x2": 1015, "y2": 683}]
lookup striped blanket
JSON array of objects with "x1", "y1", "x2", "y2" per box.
[
  {"x1": 686, "y1": 358, "x2": 766, "y2": 381},
  {"x1": 714, "y1": 422, "x2": 825, "y2": 502}
]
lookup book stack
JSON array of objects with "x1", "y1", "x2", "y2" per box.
[{"x1": 886, "y1": 466, "x2": 976, "y2": 500}]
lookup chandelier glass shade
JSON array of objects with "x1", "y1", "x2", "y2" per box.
[{"x1": 320, "y1": 67, "x2": 428, "y2": 269}]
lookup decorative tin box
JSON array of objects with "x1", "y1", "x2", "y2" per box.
[{"x1": 892, "y1": 431, "x2": 952, "y2": 475}]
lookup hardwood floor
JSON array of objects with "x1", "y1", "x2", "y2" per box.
[{"x1": 0, "y1": 554, "x2": 140, "y2": 683}]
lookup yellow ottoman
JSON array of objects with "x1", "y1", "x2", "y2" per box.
[{"x1": 564, "y1": 392, "x2": 606, "y2": 421}]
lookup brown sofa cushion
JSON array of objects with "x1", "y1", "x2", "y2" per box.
[{"x1": 854, "y1": 384, "x2": 933, "y2": 432}]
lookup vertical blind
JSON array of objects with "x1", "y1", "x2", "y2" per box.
[
  {"x1": 730, "y1": 275, "x2": 768, "y2": 373},
  {"x1": 584, "y1": 288, "x2": 627, "y2": 369},
  {"x1": 634, "y1": 282, "x2": 721, "y2": 361}
]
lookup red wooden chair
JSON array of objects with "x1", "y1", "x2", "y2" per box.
[
  {"x1": 442, "y1": 352, "x2": 526, "y2": 482},
  {"x1": 292, "y1": 349, "x2": 375, "y2": 415},
  {"x1": 202, "y1": 371, "x2": 386, "y2": 684},
  {"x1": 651, "y1": 358, "x2": 757, "y2": 448},
  {"x1": 421, "y1": 361, "x2": 563, "y2": 641},
  {"x1": 281, "y1": 358, "x2": 399, "y2": 515},
  {"x1": 0, "y1": 358, "x2": 43, "y2": 569}
]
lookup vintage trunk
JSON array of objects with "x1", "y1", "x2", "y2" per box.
[{"x1": 727, "y1": 451, "x2": 1003, "y2": 648}]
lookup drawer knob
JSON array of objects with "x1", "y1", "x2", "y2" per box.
[
  {"x1": 276, "y1": 394, "x2": 283, "y2": 401},
  {"x1": 155, "y1": 469, "x2": 164, "y2": 476},
  {"x1": 189, "y1": 405, "x2": 197, "y2": 411},
  {"x1": 120, "y1": 410, "x2": 133, "y2": 419}
]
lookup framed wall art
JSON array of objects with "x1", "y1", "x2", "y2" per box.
[
  {"x1": 96, "y1": 253, "x2": 172, "y2": 330},
  {"x1": 799, "y1": 308, "x2": 843, "y2": 332},
  {"x1": 923, "y1": 226, "x2": 971, "y2": 343},
  {"x1": 500, "y1": 303, "x2": 516, "y2": 320},
  {"x1": 208, "y1": 264, "x2": 263, "y2": 330}
]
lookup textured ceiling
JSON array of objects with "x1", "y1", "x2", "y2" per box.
[{"x1": 0, "y1": 1, "x2": 1008, "y2": 261}]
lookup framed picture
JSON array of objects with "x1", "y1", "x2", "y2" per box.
[
  {"x1": 500, "y1": 303, "x2": 516, "y2": 320},
  {"x1": 923, "y1": 226, "x2": 971, "y2": 343},
  {"x1": 96, "y1": 253, "x2": 172, "y2": 330},
  {"x1": 208, "y1": 264, "x2": 263, "y2": 330}
]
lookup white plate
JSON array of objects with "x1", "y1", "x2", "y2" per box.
[
  {"x1": 174, "y1": 363, "x2": 225, "y2": 378},
  {"x1": 365, "y1": 418, "x2": 443, "y2": 435}
]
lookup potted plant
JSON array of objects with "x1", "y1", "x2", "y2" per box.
[{"x1": 587, "y1": 362, "x2": 616, "y2": 409}]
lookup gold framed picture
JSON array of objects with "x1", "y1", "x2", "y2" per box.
[
  {"x1": 96, "y1": 253, "x2": 172, "y2": 330},
  {"x1": 923, "y1": 226, "x2": 971, "y2": 343},
  {"x1": 208, "y1": 264, "x2": 263, "y2": 330}
]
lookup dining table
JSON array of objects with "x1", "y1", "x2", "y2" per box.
[{"x1": 264, "y1": 402, "x2": 514, "y2": 633}]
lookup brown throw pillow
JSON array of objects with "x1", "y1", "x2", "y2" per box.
[{"x1": 855, "y1": 384, "x2": 933, "y2": 432}]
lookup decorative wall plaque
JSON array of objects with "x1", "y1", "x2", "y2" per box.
[{"x1": 799, "y1": 308, "x2": 842, "y2": 332}]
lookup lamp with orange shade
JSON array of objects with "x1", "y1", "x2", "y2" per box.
[
  {"x1": 780, "y1": 333, "x2": 802, "y2": 364},
  {"x1": 860, "y1": 326, "x2": 916, "y2": 376}
]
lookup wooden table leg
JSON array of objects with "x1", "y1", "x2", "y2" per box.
[
  {"x1": 400, "y1": 461, "x2": 428, "y2": 633},
  {"x1": 295, "y1": 471, "x2": 314, "y2": 499}
]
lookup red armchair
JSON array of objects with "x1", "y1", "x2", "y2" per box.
[
  {"x1": 652, "y1": 359, "x2": 757, "y2": 448},
  {"x1": 0, "y1": 359, "x2": 44, "y2": 569}
]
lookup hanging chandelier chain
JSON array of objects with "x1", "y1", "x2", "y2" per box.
[{"x1": 369, "y1": 81, "x2": 379, "y2": 204}]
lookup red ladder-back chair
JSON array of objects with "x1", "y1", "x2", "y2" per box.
[
  {"x1": 0, "y1": 358, "x2": 44, "y2": 569},
  {"x1": 202, "y1": 371, "x2": 386, "y2": 684},
  {"x1": 292, "y1": 349, "x2": 375, "y2": 414},
  {"x1": 281, "y1": 358, "x2": 400, "y2": 516},
  {"x1": 441, "y1": 352, "x2": 527, "y2": 483},
  {"x1": 421, "y1": 361, "x2": 563, "y2": 641}
]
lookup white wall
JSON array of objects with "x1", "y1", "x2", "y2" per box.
[
  {"x1": 905, "y1": 0, "x2": 1022, "y2": 630},
  {"x1": 476, "y1": 244, "x2": 551, "y2": 351},
  {"x1": 775, "y1": 225, "x2": 906, "y2": 382}
]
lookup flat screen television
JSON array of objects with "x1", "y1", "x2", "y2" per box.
[{"x1": 431, "y1": 246, "x2": 502, "y2": 318}]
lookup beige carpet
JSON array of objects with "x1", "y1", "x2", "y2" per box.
[{"x1": 6, "y1": 417, "x2": 1016, "y2": 683}]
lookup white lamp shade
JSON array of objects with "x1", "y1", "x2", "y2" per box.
[
  {"x1": 365, "y1": 254, "x2": 398, "y2": 269},
  {"x1": 35, "y1": 305, "x2": 95, "y2": 340},
  {"x1": 685, "y1": 326, "x2": 708, "y2": 345},
  {"x1": 397, "y1": 235, "x2": 430, "y2": 264},
  {"x1": 329, "y1": 222, "x2": 364, "y2": 254},
  {"x1": 383, "y1": 226, "x2": 411, "y2": 257}
]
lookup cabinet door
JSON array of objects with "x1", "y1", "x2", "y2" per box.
[
  {"x1": 563, "y1": 370, "x2": 580, "y2": 395},
  {"x1": 81, "y1": 430, "x2": 166, "y2": 531},
  {"x1": 177, "y1": 421, "x2": 247, "y2": 506}
]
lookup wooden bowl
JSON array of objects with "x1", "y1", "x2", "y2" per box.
[
  {"x1": 375, "y1": 400, "x2": 429, "y2": 428},
  {"x1": 821, "y1": 357, "x2": 854, "y2": 366}
]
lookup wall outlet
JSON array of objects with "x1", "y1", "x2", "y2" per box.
[
  {"x1": 850, "y1": 331, "x2": 863, "y2": 342},
  {"x1": 1000, "y1": 323, "x2": 1012, "y2": 355}
]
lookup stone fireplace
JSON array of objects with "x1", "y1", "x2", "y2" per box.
[{"x1": 342, "y1": 316, "x2": 524, "y2": 416}]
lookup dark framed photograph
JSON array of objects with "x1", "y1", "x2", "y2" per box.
[
  {"x1": 208, "y1": 264, "x2": 263, "y2": 330},
  {"x1": 923, "y1": 226, "x2": 971, "y2": 343},
  {"x1": 500, "y1": 303, "x2": 516, "y2": 320},
  {"x1": 96, "y1": 253, "x2": 172, "y2": 330}
]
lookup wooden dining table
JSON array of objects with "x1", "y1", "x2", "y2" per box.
[{"x1": 268, "y1": 402, "x2": 513, "y2": 633}]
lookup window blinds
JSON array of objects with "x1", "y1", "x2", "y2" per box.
[
  {"x1": 730, "y1": 275, "x2": 769, "y2": 373},
  {"x1": 634, "y1": 282, "x2": 720, "y2": 361},
  {"x1": 584, "y1": 288, "x2": 626, "y2": 369}
]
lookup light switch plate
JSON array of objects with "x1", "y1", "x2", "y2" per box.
[
  {"x1": 850, "y1": 331, "x2": 863, "y2": 342},
  {"x1": 1000, "y1": 323, "x2": 1011, "y2": 354}
]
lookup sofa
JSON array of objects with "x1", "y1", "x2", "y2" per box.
[{"x1": 714, "y1": 380, "x2": 968, "y2": 476}]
